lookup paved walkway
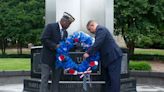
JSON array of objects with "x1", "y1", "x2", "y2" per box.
[
  {"x1": 0, "y1": 84, "x2": 23, "y2": 92},
  {"x1": 149, "y1": 61, "x2": 164, "y2": 72},
  {"x1": 137, "y1": 84, "x2": 164, "y2": 92},
  {"x1": 0, "y1": 83, "x2": 164, "y2": 92}
]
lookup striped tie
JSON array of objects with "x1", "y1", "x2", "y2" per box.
[{"x1": 61, "y1": 29, "x2": 64, "y2": 40}]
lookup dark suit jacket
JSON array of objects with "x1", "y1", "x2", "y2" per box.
[
  {"x1": 87, "y1": 25, "x2": 123, "y2": 67},
  {"x1": 41, "y1": 23, "x2": 68, "y2": 67}
]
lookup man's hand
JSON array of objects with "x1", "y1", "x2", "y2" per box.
[{"x1": 83, "y1": 53, "x2": 89, "y2": 59}]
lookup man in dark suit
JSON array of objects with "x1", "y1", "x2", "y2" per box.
[
  {"x1": 83, "y1": 20, "x2": 123, "y2": 92},
  {"x1": 40, "y1": 12, "x2": 75, "y2": 92}
]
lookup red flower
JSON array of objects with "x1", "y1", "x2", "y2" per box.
[
  {"x1": 74, "y1": 38, "x2": 79, "y2": 42},
  {"x1": 89, "y1": 61, "x2": 95, "y2": 67},
  {"x1": 59, "y1": 55, "x2": 65, "y2": 61},
  {"x1": 69, "y1": 69, "x2": 75, "y2": 74},
  {"x1": 89, "y1": 61, "x2": 98, "y2": 67}
]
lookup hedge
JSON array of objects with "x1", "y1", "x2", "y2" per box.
[
  {"x1": 0, "y1": 54, "x2": 30, "y2": 58},
  {"x1": 129, "y1": 61, "x2": 151, "y2": 71},
  {"x1": 130, "y1": 54, "x2": 164, "y2": 61}
]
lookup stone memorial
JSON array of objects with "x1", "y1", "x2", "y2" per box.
[
  {"x1": 23, "y1": 47, "x2": 136, "y2": 92},
  {"x1": 23, "y1": 0, "x2": 136, "y2": 91}
]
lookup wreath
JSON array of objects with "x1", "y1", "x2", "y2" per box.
[{"x1": 56, "y1": 31, "x2": 100, "y2": 78}]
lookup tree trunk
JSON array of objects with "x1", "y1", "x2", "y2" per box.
[
  {"x1": 123, "y1": 36, "x2": 135, "y2": 56},
  {"x1": 17, "y1": 41, "x2": 23, "y2": 55},
  {"x1": 16, "y1": 40, "x2": 20, "y2": 54},
  {"x1": 0, "y1": 38, "x2": 6, "y2": 55},
  {"x1": 20, "y1": 41, "x2": 22, "y2": 55},
  {"x1": 127, "y1": 41, "x2": 135, "y2": 56}
]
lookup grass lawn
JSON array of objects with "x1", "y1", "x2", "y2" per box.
[
  {"x1": 134, "y1": 48, "x2": 164, "y2": 55},
  {"x1": 0, "y1": 58, "x2": 30, "y2": 71}
]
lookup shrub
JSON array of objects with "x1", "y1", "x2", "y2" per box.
[
  {"x1": 130, "y1": 54, "x2": 164, "y2": 61},
  {"x1": 129, "y1": 61, "x2": 151, "y2": 71},
  {"x1": 0, "y1": 54, "x2": 30, "y2": 58},
  {"x1": 136, "y1": 34, "x2": 164, "y2": 49},
  {"x1": 151, "y1": 36, "x2": 164, "y2": 49},
  {"x1": 136, "y1": 36, "x2": 153, "y2": 48}
]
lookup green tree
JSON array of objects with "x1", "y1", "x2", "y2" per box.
[
  {"x1": 0, "y1": 0, "x2": 44, "y2": 54},
  {"x1": 0, "y1": 1, "x2": 10, "y2": 54},
  {"x1": 114, "y1": 0, "x2": 164, "y2": 55}
]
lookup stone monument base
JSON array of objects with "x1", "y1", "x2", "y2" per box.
[{"x1": 23, "y1": 77, "x2": 136, "y2": 92}]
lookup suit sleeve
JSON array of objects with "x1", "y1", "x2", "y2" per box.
[
  {"x1": 87, "y1": 29, "x2": 106, "y2": 55},
  {"x1": 41, "y1": 24, "x2": 57, "y2": 51}
]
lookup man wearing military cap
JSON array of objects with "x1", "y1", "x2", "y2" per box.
[{"x1": 40, "y1": 12, "x2": 75, "y2": 92}]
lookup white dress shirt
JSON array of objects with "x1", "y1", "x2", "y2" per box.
[{"x1": 58, "y1": 22, "x2": 64, "y2": 39}]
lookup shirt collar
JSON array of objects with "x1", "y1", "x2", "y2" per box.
[{"x1": 58, "y1": 22, "x2": 62, "y2": 30}]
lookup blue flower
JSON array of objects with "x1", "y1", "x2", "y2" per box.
[{"x1": 56, "y1": 31, "x2": 100, "y2": 74}]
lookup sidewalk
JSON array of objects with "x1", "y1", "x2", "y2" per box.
[
  {"x1": 0, "y1": 84, "x2": 23, "y2": 92},
  {"x1": 149, "y1": 61, "x2": 164, "y2": 72},
  {"x1": 1, "y1": 83, "x2": 164, "y2": 92},
  {"x1": 137, "y1": 84, "x2": 164, "y2": 92}
]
